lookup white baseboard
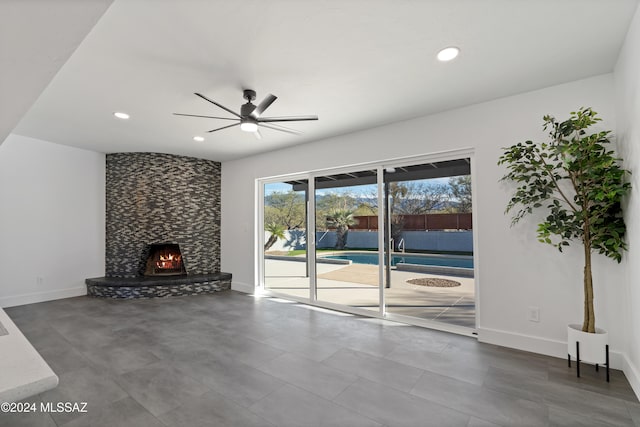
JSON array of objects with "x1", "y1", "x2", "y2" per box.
[
  {"x1": 231, "y1": 281, "x2": 255, "y2": 294},
  {"x1": 621, "y1": 354, "x2": 640, "y2": 400},
  {"x1": 477, "y1": 326, "x2": 626, "y2": 370},
  {"x1": 0, "y1": 287, "x2": 86, "y2": 308}
]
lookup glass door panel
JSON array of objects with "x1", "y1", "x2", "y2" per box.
[
  {"x1": 314, "y1": 170, "x2": 381, "y2": 313},
  {"x1": 383, "y1": 160, "x2": 475, "y2": 328},
  {"x1": 263, "y1": 180, "x2": 309, "y2": 299},
  {"x1": 260, "y1": 155, "x2": 477, "y2": 332}
]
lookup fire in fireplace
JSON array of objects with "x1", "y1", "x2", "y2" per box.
[{"x1": 144, "y1": 243, "x2": 186, "y2": 276}]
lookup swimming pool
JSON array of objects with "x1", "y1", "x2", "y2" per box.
[{"x1": 322, "y1": 252, "x2": 474, "y2": 269}]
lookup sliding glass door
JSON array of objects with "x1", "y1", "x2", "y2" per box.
[
  {"x1": 313, "y1": 169, "x2": 381, "y2": 314},
  {"x1": 263, "y1": 180, "x2": 309, "y2": 299},
  {"x1": 382, "y1": 161, "x2": 475, "y2": 328},
  {"x1": 260, "y1": 154, "x2": 476, "y2": 331}
]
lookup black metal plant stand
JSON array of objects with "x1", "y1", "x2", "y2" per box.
[{"x1": 568, "y1": 341, "x2": 610, "y2": 382}]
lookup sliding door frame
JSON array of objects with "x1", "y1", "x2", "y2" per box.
[
  {"x1": 258, "y1": 173, "x2": 313, "y2": 302},
  {"x1": 257, "y1": 148, "x2": 478, "y2": 337},
  {"x1": 378, "y1": 152, "x2": 478, "y2": 334},
  {"x1": 308, "y1": 176, "x2": 317, "y2": 303}
]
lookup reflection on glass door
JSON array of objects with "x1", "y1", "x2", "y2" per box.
[
  {"x1": 314, "y1": 170, "x2": 380, "y2": 313},
  {"x1": 383, "y1": 160, "x2": 475, "y2": 328},
  {"x1": 263, "y1": 180, "x2": 309, "y2": 299}
]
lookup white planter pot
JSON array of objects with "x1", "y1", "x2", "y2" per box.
[{"x1": 567, "y1": 324, "x2": 608, "y2": 364}]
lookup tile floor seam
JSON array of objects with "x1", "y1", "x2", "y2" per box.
[
  {"x1": 407, "y1": 365, "x2": 551, "y2": 426},
  {"x1": 326, "y1": 383, "x2": 397, "y2": 426},
  {"x1": 332, "y1": 377, "x2": 475, "y2": 427},
  {"x1": 545, "y1": 401, "x2": 631, "y2": 427},
  {"x1": 255, "y1": 353, "x2": 362, "y2": 401},
  {"x1": 109, "y1": 362, "x2": 213, "y2": 417},
  {"x1": 544, "y1": 399, "x2": 634, "y2": 426},
  {"x1": 160, "y1": 361, "x2": 271, "y2": 408},
  {"x1": 156, "y1": 388, "x2": 279, "y2": 427},
  {"x1": 320, "y1": 349, "x2": 426, "y2": 394}
]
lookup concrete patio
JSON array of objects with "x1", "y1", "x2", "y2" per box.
[{"x1": 264, "y1": 259, "x2": 475, "y2": 328}]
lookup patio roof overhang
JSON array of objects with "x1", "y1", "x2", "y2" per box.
[{"x1": 288, "y1": 158, "x2": 470, "y2": 191}]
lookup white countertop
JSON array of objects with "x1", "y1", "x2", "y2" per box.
[{"x1": 0, "y1": 308, "x2": 58, "y2": 403}]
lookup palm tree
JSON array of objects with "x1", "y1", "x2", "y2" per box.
[
  {"x1": 264, "y1": 222, "x2": 286, "y2": 251},
  {"x1": 326, "y1": 209, "x2": 356, "y2": 249}
]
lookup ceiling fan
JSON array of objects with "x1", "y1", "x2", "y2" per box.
[{"x1": 174, "y1": 89, "x2": 318, "y2": 139}]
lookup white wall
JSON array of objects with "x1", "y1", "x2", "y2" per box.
[
  {"x1": 0, "y1": 134, "x2": 105, "y2": 307},
  {"x1": 614, "y1": 4, "x2": 640, "y2": 398},
  {"x1": 222, "y1": 74, "x2": 630, "y2": 364}
]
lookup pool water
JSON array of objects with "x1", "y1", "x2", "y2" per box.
[{"x1": 322, "y1": 253, "x2": 473, "y2": 268}]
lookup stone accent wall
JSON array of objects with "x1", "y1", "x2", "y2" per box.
[{"x1": 105, "y1": 153, "x2": 220, "y2": 277}]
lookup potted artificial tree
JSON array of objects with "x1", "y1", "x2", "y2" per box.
[{"x1": 498, "y1": 107, "x2": 630, "y2": 372}]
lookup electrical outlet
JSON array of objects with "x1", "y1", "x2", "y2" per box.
[{"x1": 528, "y1": 306, "x2": 540, "y2": 322}]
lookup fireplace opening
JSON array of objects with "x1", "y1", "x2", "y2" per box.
[{"x1": 144, "y1": 243, "x2": 186, "y2": 276}]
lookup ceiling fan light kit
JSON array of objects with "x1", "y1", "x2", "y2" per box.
[
  {"x1": 174, "y1": 89, "x2": 318, "y2": 137},
  {"x1": 240, "y1": 121, "x2": 258, "y2": 132}
]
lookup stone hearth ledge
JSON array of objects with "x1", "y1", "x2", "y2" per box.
[
  {"x1": 0, "y1": 308, "x2": 58, "y2": 402},
  {"x1": 85, "y1": 272, "x2": 232, "y2": 298}
]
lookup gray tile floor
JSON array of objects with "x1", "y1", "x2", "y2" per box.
[{"x1": 1, "y1": 291, "x2": 638, "y2": 427}]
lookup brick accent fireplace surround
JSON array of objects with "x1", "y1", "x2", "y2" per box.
[{"x1": 86, "y1": 152, "x2": 231, "y2": 298}]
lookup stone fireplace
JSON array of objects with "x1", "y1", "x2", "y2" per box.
[{"x1": 86, "y1": 152, "x2": 231, "y2": 298}]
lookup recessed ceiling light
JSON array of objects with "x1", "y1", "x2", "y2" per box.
[
  {"x1": 113, "y1": 112, "x2": 130, "y2": 120},
  {"x1": 193, "y1": 136, "x2": 205, "y2": 142},
  {"x1": 437, "y1": 46, "x2": 460, "y2": 62}
]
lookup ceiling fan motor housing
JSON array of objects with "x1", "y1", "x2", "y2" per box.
[
  {"x1": 243, "y1": 89, "x2": 256, "y2": 102},
  {"x1": 240, "y1": 102, "x2": 256, "y2": 117}
]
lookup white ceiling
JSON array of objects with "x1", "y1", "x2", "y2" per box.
[
  {"x1": 0, "y1": 0, "x2": 113, "y2": 146},
  {"x1": 12, "y1": 0, "x2": 639, "y2": 162}
]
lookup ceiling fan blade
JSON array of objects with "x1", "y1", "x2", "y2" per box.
[
  {"x1": 254, "y1": 129, "x2": 263, "y2": 140},
  {"x1": 259, "y1": 123, "x2": 302, "y2": 135},
  {"x1": 258, "y1": 115, "x2": 318, "y2": 123},
  {"x1": 206, "y1": 122, "x2": 240, "y2": 133},
  {"x1": 194, "y1": 93, "x2": 241, "y2": 118},
  {"x1": 250, "y1": 94, "x2": 277, "y2": 119},
  {"x1": 173, "y1": 113, "x2": 238, "y2": 121}
]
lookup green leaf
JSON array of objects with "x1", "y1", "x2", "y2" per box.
[{"x1": 498, "y1": 107, "x2": 630, "y2": 266}]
